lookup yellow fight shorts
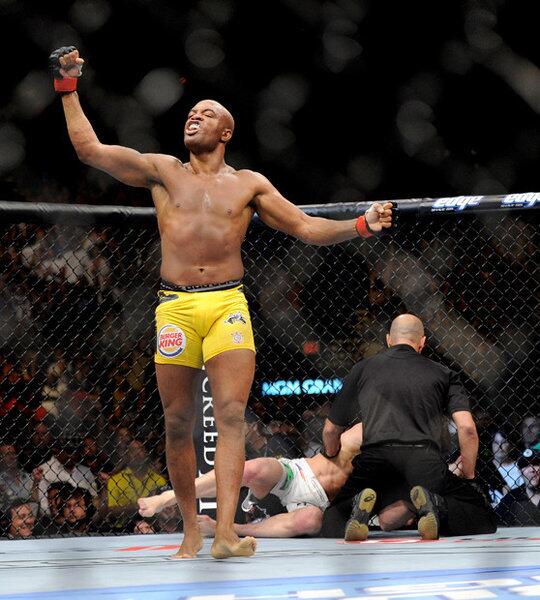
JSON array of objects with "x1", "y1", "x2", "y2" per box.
[{"x1": 154, "y1": 279, "x2": 256, "y2": 368}]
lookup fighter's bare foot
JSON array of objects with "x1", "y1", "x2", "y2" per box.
[
  {"x1": 137, "y1": 496, "x2": 163, "y2": 518},
  {"x1": 170, "y1": 533, "x2": 204, "y2": 559},
  {"x1": 210, "y1": 536, "x2": 257, "y2": 559},
  {"x1": 197, "y1": 514, "x2": 217, "y2": 537}
]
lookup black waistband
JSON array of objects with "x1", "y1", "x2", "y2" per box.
[
  {"x1": 379, "y1": 441, "x2": 436, "y2": 449},
  {"x1": 160, "y1": 279, "x2": 243, "y2": 293}
]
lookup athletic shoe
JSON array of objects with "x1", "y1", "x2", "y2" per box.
[
  {"x1": 241, "y1": 490, "x2": 258, "y2": 513},
  {"x1": 344, "y1": 488, "x2": 377, "y2": 542},
  {"x1": 410, "y1": 485, "x2": 440, "y2": 540},
  {"x1": 241, "y1": 490, "x2": 271, "y2": 523}
]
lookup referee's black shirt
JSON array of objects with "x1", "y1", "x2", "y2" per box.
[{"x1": 328, "y1": 344, "x2": 470, "y2": 451}]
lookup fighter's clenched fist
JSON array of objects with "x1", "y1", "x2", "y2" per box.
[
  {"x1": 49, "y1": 46, "x2": 84, "y2": 93},
  {"x1": 364, "y1": 201, "x2": 394, "y2": 233}
]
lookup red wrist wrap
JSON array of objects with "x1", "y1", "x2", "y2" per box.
[
  {"x1": 54, "y1": 77, "x2": 78, "y2": 93},
  {"x1": 355, "y1": 216, "x2": 374, "y2": 238}
]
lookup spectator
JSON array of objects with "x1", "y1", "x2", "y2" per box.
[
  {"x1": 133, "y1": 519, "x2": 155, "y2": 534},
  {"x1": 106, "y1": 437, "x2": 167, "y2": 531},
  {"x1": 104, "y1": 424, "x2": 132, "y2": 472},
  {"x1": 492, "y1": 431, "x2": 523, "y2": 495},
  {"x1": 495, "y1": 449, "x2": 540, "y2": 526},
  {"x1": 36, "y1": 438, "x2": 97, "y2": 515},
  {"x1": 40, "y1": 482, "x2": 70, "y2": 535},
  {"x1": 243, "y1": 414, "x2": 301, "y2": 460},
  {"x1": 45, "y1": 349, "x2": 68, "y2": 384},
  {"x1": 18, "y1": 351, "x2": 43, "y2": 413},
  {"x1": 0, "y1": 358, "x2": 30, "y2": 423},
  {"x1": 157, "y1": 503, "x2": 182, "y2": 534},
  {"x1": 126, "y1": 339, "x2": 150, "y2": 395},
  {"x1": 1, "y1": 499, "x2": 38, "y2": 539},
  {"x1": 55, "y1": 357, "x2": 102, "y2": 438},
  {"x1": 0, "y1": 442, "x2": 38, "y2": 510},
  {"x1": 266, "y1": 422, "x2": 302, "y2": 459},
  {"x1": 473, "y1": 412, "x2": 507, "y2": 506},
  {"x1": 40, "y1": 373, "x2": 66, "y2": 416},
  {"x1": 40, "y1": 350, "x2": 68, "y2": 416},
  {"x1": 20, "y1": 227, "x2": 52, "y2": 273},
  {"x1": 144, "y1": 431, "x2": 167, "y2": 478},
  {"x1": 266, "y1": 420, "x2": 282, "y2": 436},
  {"x1": 18, "y1": 420, "x2": 55, "y2": 473},
  {"x1": 35, "y1": 228, "x2": 92, "y2": 286},
  {"x1": 80, "y1": 435, "x2": 114, "y2": 478},
  {"x1": 100, "y1": 362, "x2": 135, "y2": 423},
  {"x1": 520, "y1": 416, "x2": 540, "y2": 450},
  {"x1": 80, "y1": 435, "x2": 114, "y2": 499},
  {"x1": 245, "y1": 417, "x2": 270, "y2": 459},
  {"x1": 60, "y1": 486, "x2": 96, "y2": 535},
  {"x1": 82, "y1": 231, "x2": 112, "y2": 301},
  {"x1": 248, "y1": 398, "x2": 272, "y2": 423}
]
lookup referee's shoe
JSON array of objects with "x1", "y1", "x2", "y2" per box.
[
  {"x1": 344, "y1": 488, "x2": 377, "y2": 541},
  {"x1": 410, "y1": 485, "x2": 444, "y2": 540}
]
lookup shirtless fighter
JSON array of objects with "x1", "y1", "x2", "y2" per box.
[
  {"x1": 138, "y1": 424, "x2": 363, "y2": 538},
  {"x1": 50, "y1": 47, "x2": 393, "y2": 559}
]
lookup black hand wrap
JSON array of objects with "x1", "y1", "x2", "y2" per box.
[{"x1": 49, "y1": 46, "x2": 80, "y2": 93}]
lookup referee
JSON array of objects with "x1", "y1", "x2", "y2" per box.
[{"x1": 322, "y1": 314, "x2": 496, "y2": 540}]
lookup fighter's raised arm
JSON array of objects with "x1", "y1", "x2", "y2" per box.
[
  {"x1": 50, "y1": 47, "x2": 163, "y2": 189},
  {"x1": 251, "y1": 172, "x2": 393, "y2": 246}
]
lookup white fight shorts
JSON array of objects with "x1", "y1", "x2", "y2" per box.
[{"x1": 270, "y1": 458, "x2": 330, "y2": 512}]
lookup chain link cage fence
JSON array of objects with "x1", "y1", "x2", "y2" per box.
[{"x1": 0, "y1": 194, "x2": 538, "y2": 538}]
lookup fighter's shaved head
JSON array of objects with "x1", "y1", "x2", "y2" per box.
[
  {"x1": 194, "y1": 99, "x2": 235, "y2": 134},
  {"x1": 387, "y1": 314, "x2": 426, "y2": 352}
]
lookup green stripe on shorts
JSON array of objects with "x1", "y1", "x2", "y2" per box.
[{"x1": 279, "y1": 463, "x2": 294, "y2": 491}]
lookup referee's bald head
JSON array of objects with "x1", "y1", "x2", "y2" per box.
[{"x1": 387, "y1": 314, "x2": 426, "y2": 352}]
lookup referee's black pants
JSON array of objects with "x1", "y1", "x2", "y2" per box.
[{"x1": 321, "y1": 444, "x2": 497, "y2": 537}]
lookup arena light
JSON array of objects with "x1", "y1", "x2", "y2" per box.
[
  {"x1": 135, "y1": 69, "x2": 184, "y2": 115},
  {"x1": 0, "y1": 124, "x2": 25, "y2": 174},
  {"x1": 185, "y1": 28, "x2": 225, "y2": 69},
  {"x1": 69, "y1": 0, "x2": 111, "y2": 33},
  {"x1": 13, "y1": 71, "x2": 55, "y2": 118}
]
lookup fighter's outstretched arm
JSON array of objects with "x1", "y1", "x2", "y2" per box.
[
  {"x1": 52, "y1": 47, "x2": 162, "y2": 189},
  {"x1": 138, "y1": 489, "x2": 176, "y2": 517},
  {"x1": 251, "y1": 172, "x2": 393, "y2": 245},
  {"x1": 138, "y1": 466, "x2": 220, "y2": 516},
  {"x1": 197, "y1": 506, "x2": 323, "y2": 538}
]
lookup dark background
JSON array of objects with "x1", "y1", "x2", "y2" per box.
[{"x1": 0, "y1": 0, "x2": 538, "y2": 206}]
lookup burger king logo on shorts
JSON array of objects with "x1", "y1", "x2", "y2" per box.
[{"x1": 157, "y1": 324, "x2": 186, "y2": 358}]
